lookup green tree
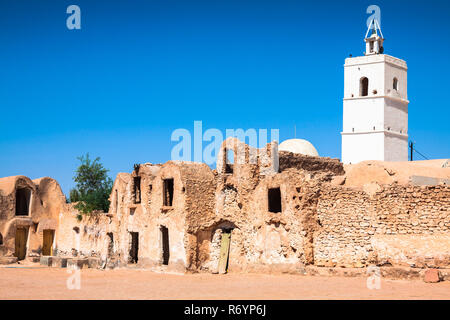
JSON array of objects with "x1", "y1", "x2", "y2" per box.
[{"x1": 69, "y1": 153, "x2": 113, "y2": 216}]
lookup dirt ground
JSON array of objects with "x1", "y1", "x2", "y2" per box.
[{"x1": 0, "y1": 266, "x2": 449, "y2": 300}]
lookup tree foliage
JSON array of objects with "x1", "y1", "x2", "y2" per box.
[{"x1": 69, "y1": 153, "x2": 113, "y2": 216}]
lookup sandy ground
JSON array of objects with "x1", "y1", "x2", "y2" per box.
[{"x1": 0, "y1": 266, "x2": 449, "y2": 300}]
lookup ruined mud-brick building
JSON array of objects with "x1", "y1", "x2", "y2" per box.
[
  {"x1": 0, "y1": 176, "x2": 66, "y2": 264},
  {"x1": 1, "y1": 138, "x2": 449, "y2": 279},
  {"x1": 2, "y1": 21, "x2": 448, "y2": 280}
]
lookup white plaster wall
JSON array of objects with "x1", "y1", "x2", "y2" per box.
[
  {"x1": 342, "y1": 132, "x2": 385, "y2": 164},
  {"x1": 384, "y1": 133, "x2": 408, "y2": 162},
  {"x1": 384, "y1": 98, "x2": 408, "y2": 134},
  {"x1": 343, "y1": 98, "x2": 385, "y2": 132}
]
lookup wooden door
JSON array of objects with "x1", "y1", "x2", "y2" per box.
[
  {"x1": 218, "y1": 231, "x2": 231, "y2": 274},
  {"x1": 42, "y1": 229, "x2": 54, "y2": 256},
  {"x1": 15, "y1": 228, "x2": 28, "y2": 260}
]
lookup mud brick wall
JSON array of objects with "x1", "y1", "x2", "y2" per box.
[{"x1": 56, "y1": 208, "x2": 110, "y2": 258}]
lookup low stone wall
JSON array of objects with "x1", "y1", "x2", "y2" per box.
[
  {"x1": 279, "y1": 151, "x2": 345, "y2": 175},
  {"x1": 315, "y1": 184, "x2": 450, "y2": 268}
]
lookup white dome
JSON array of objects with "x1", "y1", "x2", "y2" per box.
[{"x1": 279, "y1": 139, "x2": 319, "y2": 157}]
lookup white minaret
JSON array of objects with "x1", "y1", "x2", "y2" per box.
[{"x1": 341, "y1": 19, "x2": 409, "y2": 164}]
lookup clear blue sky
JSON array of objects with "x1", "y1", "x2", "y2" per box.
[{"x1": 1, "y1": 0, "x2": 449, "y2": 196}]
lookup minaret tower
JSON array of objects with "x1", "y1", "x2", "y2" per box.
[{"x1": 341, "y1": 19, "x2": 409, "y2": 164}]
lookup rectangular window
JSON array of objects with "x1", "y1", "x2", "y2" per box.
[
  {"x1": 16, "y1": 188, "x2": 31, "y2": 216},
  {"x1": 163, "y1": 178, "x2": 174, "y2": 207},
  {"x1": 133, "y1": 177, "x2": 141, "y2": 204},
  {"x1": 268, "y1": 187, "x2": 282, "y2": 213}
]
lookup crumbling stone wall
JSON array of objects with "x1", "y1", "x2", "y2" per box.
[
  {"x1": 279, "y1": 151, "x2": 345, "y2": 175},
  {"x1": 243, "y1": 170, "x2": 308, "y2": 270},
  {"x1": 62, "y1": 161, "x2": 218, "y2": 272},
  {"x1": 194, "y1": 138, "x2": 280, "y2": 273},
  {"x1": 191, "y1": 139, "x2": 450, "y2": 274},
  {"x1": 194, "y1": 138, "x2": 336, "y2": 274},
  {"x1": 315, "y1": 184, "x2": 450, "y2": 268}
]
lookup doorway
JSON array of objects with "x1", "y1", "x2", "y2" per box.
[
  {"x1": 218, "y1": 229, "x2": 232, "y2": 274},
  {"x1": 160, "y1": 226, "x2": 170, "y2": 265},
  {"x1": 107, "y1": 232, "x2": 114, "y2": 257},
  {"x1": 15, "y1": 227, "x2": 28, "y2": 260},
  {"x1": 129, "y1": 232, "x2": 139, "y2": 264},
  {"x1": 42, "y1": 229, "x2": 54, "y2": 256}
]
